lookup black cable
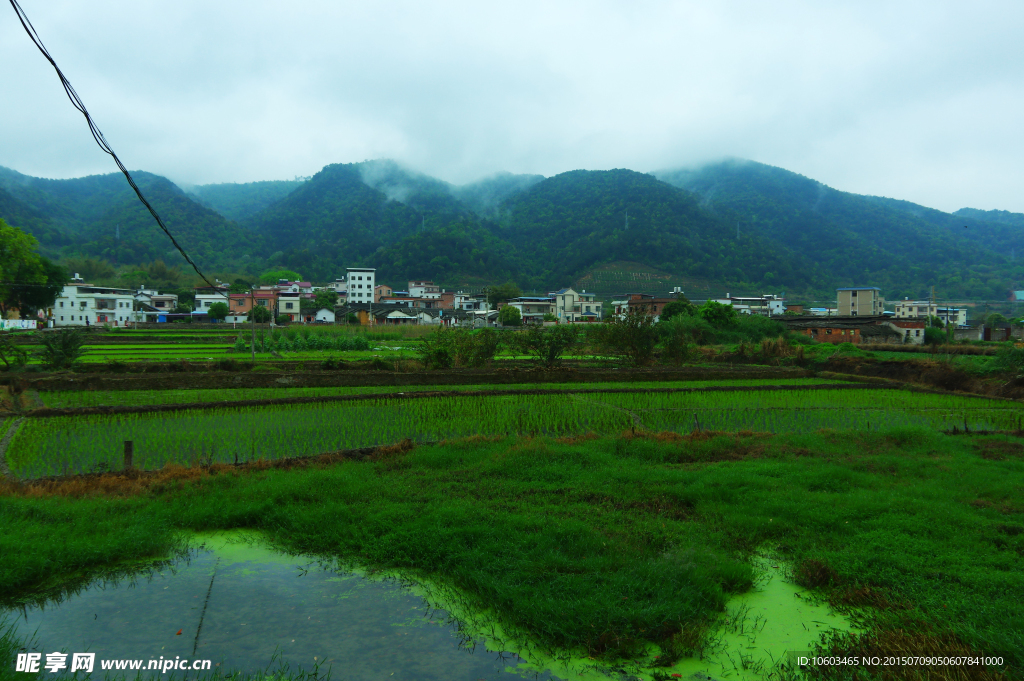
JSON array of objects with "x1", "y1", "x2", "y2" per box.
[{"x1": 7, "y1": 0, "x2": 218, "y2": 291}]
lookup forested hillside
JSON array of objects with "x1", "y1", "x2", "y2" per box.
[
  {"x1": 493, "y1": 169, "x2": 819, "y2": 291},
  {"x1": 187, "y1": 180, "x2": 305, "y2": 222},
  {"x1": 655, "y1": 159, "x2": 1024, "y2": 300},
  {"x1": 2, "y1": 158, "x2": 1023, "y2": 299},
  {"x1": 0, "y1": 165, "x2": 262, "y2": 272}
]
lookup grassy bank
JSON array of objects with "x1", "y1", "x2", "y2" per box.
[{"x1": 1, "y1": 429, "x2": 1020, "y2": 678}]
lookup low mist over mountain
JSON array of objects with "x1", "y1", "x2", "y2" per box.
[
  {"x1": 2, "y1": 159, "x2": 1023, "y2": 300},
  {"x1": 186, "y1": 180, "x2": 306, "y2": 222}
]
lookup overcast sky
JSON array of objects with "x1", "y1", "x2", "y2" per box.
[{"x1": 3, "y1": 0, "x2": 1023, "y2": 212}]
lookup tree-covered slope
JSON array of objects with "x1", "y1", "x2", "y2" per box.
[
  {"x1": 452, "y1": 171, "x2": 545, "y2": 217},
  {"x1": 655, "y1": 159, "x2": 1024, "y2": 299},
  {"x1": 187, "y1": 180, "x2": 305, "y2": 221},
  {"x1": 496, "y1": 169, "x2": 820, "y2": 290},
  {"x1": 244, "y1": 162, "x2": 519, "y2": 283},
  {"x1": 0, "y1": 185, "x2": 69, "y2": 251},
  {"x1": 0, "y1": 166, "x2": 262, "y2": 273}
]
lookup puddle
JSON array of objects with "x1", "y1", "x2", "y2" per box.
[
  {"x1": 650, "y1": 558, "x2": 857, "y2": 680},
  {"x1": 4, "y1": 538, "x2": 855, "y2": 681},
  {"x1": 4, "y1": 534, "x2": 565, "y2": 680}
]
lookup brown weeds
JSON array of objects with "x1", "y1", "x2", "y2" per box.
[
  {"x1": 795, "y1": 558, "x2": 841, "y2": 588},
  {"x1": 0, "y1": 439, "x2": 417, "y2": 499},
  {"x1": 972, "y1": 441, "x2": 1024, "y2": 461}
]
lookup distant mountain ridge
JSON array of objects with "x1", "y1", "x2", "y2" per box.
[{"x1": 2, "y1": 159, "x2": 1023, "y2": 299}]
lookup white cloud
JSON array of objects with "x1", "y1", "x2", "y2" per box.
[{"x1": 2, "y1": 0, "x2": 1023, "y2": 211}]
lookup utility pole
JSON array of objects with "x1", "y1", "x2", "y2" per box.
[
  {"x1": 624, "y1": 210, "x2": 628, "y2": 230},
  {"x1": 250, "y1": 286, "x2": 256, "y2": 363}
]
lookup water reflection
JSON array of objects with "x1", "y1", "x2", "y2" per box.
[{"x1": 5, "y1": 534, "x2": 565, "y2": 680}]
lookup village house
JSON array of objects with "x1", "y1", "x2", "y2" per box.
[
  {"x1": 836, "y1": 287, "x2": 885, "y2": 316},
  {"x1": 783, "y1": 315, "x2": 925, "y2": 345},
  {"x1": 277, "y1": 291, "x2": 301, "y2": 322},
  {"x1": 893, "y1": 299, "x2": 937, "y2": 319},
  {"x1": 624, "y1": 293, "x2": 675, "y2": 321},
  {"x1": 408, "y1": 280, "x2": 441, "y2": 299},
  {"x1": 505, "y1": 297, "x2": 555, "y2": 324},
  {"x1": 894, "y1": 299, "x2": 968, "y2": 327},
  {"x1": 715, "y1": 293, "x2": 786, "y2": 316},
  {"x1": 191, "y1": 286, "x2": 230, "y2": 320},
  {"x1": 346, "y1": 268, "x2": 375, "y2": 303},
  {"x1": 550, "y1": 288, "x2": 602, "y2": 322},
  {"x1": 54, "y1": 276, "x2": 136, "y2": 327}
]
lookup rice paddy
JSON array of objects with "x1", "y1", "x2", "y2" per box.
[
  {"x1": 6, "y1": 387, "x2": 1022, "y2": 479},
  {"x1": 35, "y1": 377, "x2": 851, "y2": 409}
]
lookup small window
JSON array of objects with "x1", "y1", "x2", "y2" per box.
[{"x1": 285, "y1": 302, "x2": 293, "y2": 310}]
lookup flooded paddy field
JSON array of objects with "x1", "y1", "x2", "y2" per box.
[
  {"x1": 2, "y1": 535, "x2": 855, "y2": 681},
  {"x1": 4, "y1": 385, "x2": 1023, "y2": 478}
]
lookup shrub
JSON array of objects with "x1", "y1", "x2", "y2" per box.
[
  {"x1": 659, "y1": 297, "x2": 697, "y2": 321},
  {"x1": 995, "y1": 344, "x2": 1024, "y2": 374},
  {"x1": 697, "y1": 300, "x2": 737, "y2": 327},
  {"x1": 923, "y1": 327, "x2": 946, "y2": 346},
  {"x1": 39, "y1": 328, "x2": 85, "y2": 370},
  {"x1": 0, "y1": 334, "x2": 28, "y2": 370},
  {"x1": 515, "y1": 325, "x2": 579, "y2": 367},
  {"x1": 498, "y1": 306, "x2": 522, "y2": 327},
  {"x1": 419, "y1": 328, "x2": 502, "y2": 369},
  {"x1": 659, "y1": 314, "x2": 717, "y2": 346},
  {"x1": 595, "y1": 308, "x2": 659, "y2": 366},
  {"x1": 247, "y1": 305, "x2": 272, "y2": 323},
  {"x1": 208, "y1": 301, "x2": 229, "y2": 321}
]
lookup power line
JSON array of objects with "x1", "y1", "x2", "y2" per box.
[{"x1": 7, "y1": 0, "x2": 217, "y2": 291}]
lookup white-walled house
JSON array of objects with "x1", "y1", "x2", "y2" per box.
[
  {"x1": 192, "y1": 287, "x2": 230, "y2": 318},
  {"x1": 346, "y1": 268, "x2": 375, "y2": 304},
  {"x1": 408, "y1": 280, "x2": 441, "y2": 299},
  {"x1": 54, "y1": 283, "x2": 136, "y2": 327},
  {"x1": 549, "y1": 288, "x2": 603, "y2": 322}
]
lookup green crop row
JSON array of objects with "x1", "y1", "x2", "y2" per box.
[
  {"x1": 9, "y1": 388, "x2": 1021, "y2": 478},
  {"x1": 37, "y1": 378, "x2": 853, "y2": 409}
]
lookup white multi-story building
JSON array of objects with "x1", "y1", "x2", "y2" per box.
[
  {"x1": 192, "y1": 287, "x2": 230, "y2": 318},
  {"x1": 937, "y1": 307, "x2": 968, "y2": 327},
  {"x1": 54, "y1": 279, "x2": 136, "y2": 327},
  {"x1": 408, "y1": 280, "x2": 441, "y2": 299},
  {"x1": 549, "y1": 288, "x2": 603, "y2": 322},
  {"x1": 346, "y1": 268, "x2": 375, "y2": 303},
  {"x1": 893, "y1": 299, "x2": 937, "y2": 319}
]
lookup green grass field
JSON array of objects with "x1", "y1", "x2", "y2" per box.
[{"x1": 1, "y1": 430, "x2": 1020, "y2": 678}]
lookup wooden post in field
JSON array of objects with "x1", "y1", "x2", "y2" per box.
[{"x1": 123, "y1": 441, "x2": 133, "y2": 471}]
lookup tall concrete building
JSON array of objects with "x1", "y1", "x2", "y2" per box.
[{"x1": 836, "y1": 287, "x2": 884, "y2": 316}]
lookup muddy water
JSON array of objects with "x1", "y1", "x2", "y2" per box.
[
  {"x1": 6, "y1": 534, "x2": 563, "y2": 680},
  {"x1": 5, "y1": 536, "x2": 855, "y2": 681}
]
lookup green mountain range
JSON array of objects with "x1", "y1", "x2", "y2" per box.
[{"x1": 2, "y1": 159, "x2": 1022, "y2": 300}]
